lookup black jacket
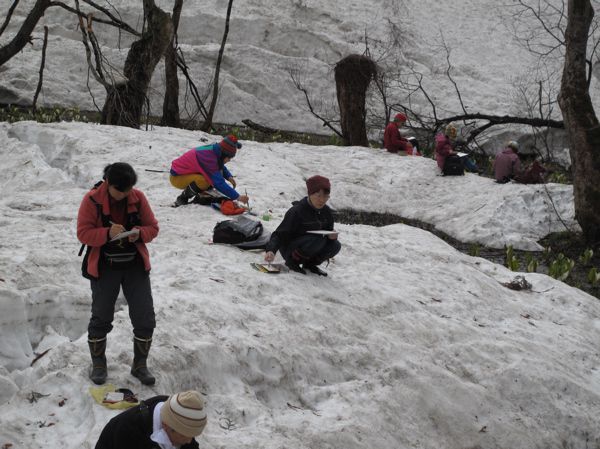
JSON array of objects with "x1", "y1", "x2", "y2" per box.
[
  {"x1": 95, "y1": 396, "x2": 199, "y2": 449},
  {"x1": 265, "y1": 197, "x2": 335, "y2": 254}
]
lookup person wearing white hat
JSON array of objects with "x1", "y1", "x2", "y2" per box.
[{"x1": 95, "y1": 390, "x2": 207, "y2": 449}]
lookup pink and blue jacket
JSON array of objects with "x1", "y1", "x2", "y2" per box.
[{"x1": 170, "y1": 143, "x2": 239, "y2": 199}]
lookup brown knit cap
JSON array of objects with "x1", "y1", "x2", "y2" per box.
[{"x1": 160, "y1": 391, "x2": 207, "y2": 438}]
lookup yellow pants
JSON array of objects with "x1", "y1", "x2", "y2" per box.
[{"x1": 169, "y1": 174, "x2": 210, "y2": 190}]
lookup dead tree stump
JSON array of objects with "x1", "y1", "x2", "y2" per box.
[{"x1": 334, "y1": 54, "x2": 377, "y2": 146}]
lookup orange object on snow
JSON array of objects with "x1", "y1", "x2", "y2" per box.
[{"x1": 220, "y1": 200, "x2": 246, "y2": 215}]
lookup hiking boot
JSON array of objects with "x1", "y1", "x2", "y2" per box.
[
  {"x1": 304, "y1": 264, "x2": 328, "y2": 276},
  {"x1": 173, "y1": 182, "x2": 202, "y2": 207},
  {"x1": 131, "y1": 336, "x2": 156, "y2": 386},
  {"x1": 173, "y1": 192, "x2": 189, "y2": 207},
  {"x1": 88, "y1": 337, "x2": 108, "y2": 385},
  {"x1": 285, "y1": 259, "x2": 306, "y2": 274}
]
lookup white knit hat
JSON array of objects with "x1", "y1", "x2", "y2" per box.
[{"x1": 160, "y1": 391, "x2": 207, "y2": 437}]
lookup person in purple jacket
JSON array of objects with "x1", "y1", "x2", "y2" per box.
[
  {"x1": 493, "y1": 141, "x2": 522, "y2": 183},
  {"x1": 170, "y1": 134, "x2": 250, "y2": 207}
]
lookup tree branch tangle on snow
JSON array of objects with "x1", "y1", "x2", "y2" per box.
[
  {"x1": 0, "y1": 0, "x2": 141, "y2": 68},
  {"x1": 289, "y1": 66, "x2": 343, "y2": 138},
  {"x1": 0, "y1": 0, "x2": 50, "y2": 67}
]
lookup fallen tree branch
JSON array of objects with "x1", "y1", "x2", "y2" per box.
[
  {"x1": 241, "y1": 119, "x2": 278, "y2": 134},
  {"x1": 438, "y1": 112, "x2": 563, "y2": 129}
]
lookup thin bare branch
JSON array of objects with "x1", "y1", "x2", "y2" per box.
[
  {"x1": 440, "y1": 34, "x2": 468, "y2": 116},
  {"x1": 0, "y1": 0, "x2": 20, "y2": 37},
  {"x1": 32, "y1": 25, "x2": 48, "y2": 111},
  {"x1": 201, "y1": 0, "x2": 233, "y2": 131},
  {"x1": 50, "y1": 1, "x2": 139, "y2": 36},
  {"x1": 74, "y1": 0, "x2": 113, "y2": 89},
  {"x1": 289, "y1": 67, "x2": 343, "y2": 137},
  {"x1": 176, "y1": 48, "x2": 208, "y2": 120}
]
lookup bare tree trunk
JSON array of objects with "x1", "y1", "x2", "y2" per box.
[
  {"x1": 200, "y1": 0, "x2": 234, "y2": 132},
  {"x1": 558, "y1": 0, "x2": 600, "y2": 243},
  {"x1": 160, "y1": 0, "x2": 183, "y2": 127},
  {"x1": 0, "y1": 0, "x2": 50, "y2": 67},
  {"x1": 334, "y1": 54, "x2": 377, "y2": 146},
  {"x1": 32, "y1": 25, "x2": 48, "y2": 112},
  {"x1": 102, "y1": 0, "x2": 173, "y2": 128}
]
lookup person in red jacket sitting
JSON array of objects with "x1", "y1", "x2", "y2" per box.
[
  {"x1": 77, "y1": 163, "x2": 159, "y2": 386},
  {"x1": 383, "y1": 113, "x2": 416, "y2": 154}
]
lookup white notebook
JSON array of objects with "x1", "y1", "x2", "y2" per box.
[{"x1": 110, "y1": 229, "x2": 140, "y2": 242}]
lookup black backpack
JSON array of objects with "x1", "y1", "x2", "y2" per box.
[
  {"x1": 443, "y1": 154, "x2": 464, "y2": 176},
  {"x1": 213, "y1": 216, "x2": 264, "y2": 245}
]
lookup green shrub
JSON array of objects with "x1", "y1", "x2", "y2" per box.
[
  {"x1": 506, "y1": 245, "x2": 520, "y2": 271},
  {"x1": 548, "y1": 253, "x2": 575, "y2": 281},
  {"x1": 579, "y1": 248, "x2": 593, "y2": 265},
  {"x1": 588, "y1": 267, "x2": 600, "y2": 285},
  {"x1": 0, "y1": 105, "x2": 87, "y2": 124},
  {"x1": 525, "y1": 254, "x2": 538, "y2": 273},
  {"x1": 468, "y1": 244, "x2": 481, "y2": 257}
]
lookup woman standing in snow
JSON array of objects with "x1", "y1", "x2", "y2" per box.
[
  {"x1": 77, "y1": 162, "x2": 159, "y2": 386},
  {"x1": 170, "y1": 134, "x2": 250, "y2": 207}
]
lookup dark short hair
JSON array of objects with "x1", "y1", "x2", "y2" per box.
[{"x1": 103, "y1": 162, "x2": 137, "y2": 192}]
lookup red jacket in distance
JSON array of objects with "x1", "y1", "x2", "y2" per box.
[
  {"x1": 493, "y1": 147, "x2": 522, "y2": 182},
  {"x1": 383, "y1": 122, "x2": 412, "y2": 153},
  {"x1": 77, "y1": 181, "x2": 159, "y2": 278}
]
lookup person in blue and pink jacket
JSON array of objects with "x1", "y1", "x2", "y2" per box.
[{"x1": 170, "y1": 134, "x2": 250, "y2": 207}]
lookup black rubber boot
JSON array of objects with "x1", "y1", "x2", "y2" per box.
[
  {"x1": 173, "y1": 182, "x2": 202, "y2": 207},
  {"x1": 285, "y1": 259, "x2": 306, "y2": 274},
  {"x1": 131, "y1": 336, "x2": 156, "y2": 385},
  {"x1": 304, "y1": 264, "x2": 328, "y2": 276},
  {"x1": 88, "y1": 337, "x2": 108, "y2": 385}
]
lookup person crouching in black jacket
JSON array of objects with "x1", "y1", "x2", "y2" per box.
[
  {"x1": 95, "y1": 390, "x2": 206, "y2": 449},
  {"x1": 264, "y1": 175, "x2": 341, "y2": 276}
]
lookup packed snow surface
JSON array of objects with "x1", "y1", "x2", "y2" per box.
[{"x1": 0, "y1": 121, "x2": 598, "y2": 449}]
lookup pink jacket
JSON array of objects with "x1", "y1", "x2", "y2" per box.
[
  {"x1": 383, "y1": 122, "x2": 412, "y2": 153},
  {"x1": 435, "y1": 133, "x2": 453, "y2": 169},
  {"x1": 77, "y1": 181, "x2": 159, "y2": 278},
  {"x1": 493, "y1": 148, "x2": 521, "y2": 182}
]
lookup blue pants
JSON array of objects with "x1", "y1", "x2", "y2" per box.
[
  {"x1": 282, "y1": 234, "x2": 341, "y2": 266},
  {"x1": 462, "y1": 157, "x2": 478, "y2": 172}
]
